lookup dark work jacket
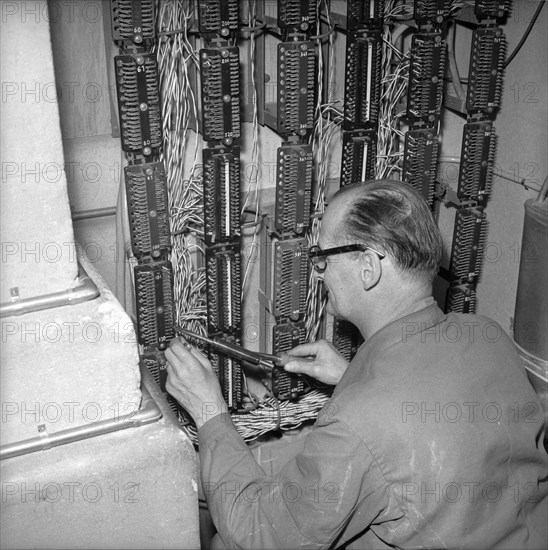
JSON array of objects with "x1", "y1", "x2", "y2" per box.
[{"x1": 198, "y1": 298, "x2": 548, "y2": 549}]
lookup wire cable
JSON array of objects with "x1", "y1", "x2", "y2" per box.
[{"x1": 504, "y1": 1, "x2": 545, "y2": 68}]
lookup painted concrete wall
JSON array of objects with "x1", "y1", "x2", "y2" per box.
[
  {"x1": 1, "y1": 369, "x2": 200, "y2": 550},
  {"x1": 0, "y1": 0, "x2": 78, "y2": 303}
]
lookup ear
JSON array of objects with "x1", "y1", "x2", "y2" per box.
[{"x1": 359, "y1": 250, "x2": 382, "y2": 290}]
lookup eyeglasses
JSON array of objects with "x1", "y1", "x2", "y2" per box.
[{"x1": 308, "y1": 244, "x2": 385, "y2": 273}]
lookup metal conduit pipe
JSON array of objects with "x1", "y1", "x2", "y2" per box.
[
  {"x1": 0, "y1": 383, "x2": 162, "y2": 461},
  {"x1": 0, "y1": 261, "x2": 99, "y2": 318}
]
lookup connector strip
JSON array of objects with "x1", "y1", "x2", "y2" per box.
[
  {"x1": 344, "y1": 30, "x2": 382, "y2": 129},
  {"x1": 274, "y1": 144, "x2": 313, "y2": 235},
  {"x1": 474, "y1": 0, "x2": 511, "y2": 20},
  {"x1": 203, "y1": 146, "x2": 241, "y2": 245},
  {"x1": 403, "y1": 128, "x2": 440, "y2": 206},
  {"x1": 270, "y1": 238, "x2": 309, "y2": 321},
  {"x1": 271, "y1": 321, "x2": 308, "y2": 400},
  {"x1": 413, "y1": 0, "x2": 452, "y2": 22},
  {"x1": 445, "y1": 284, "x2": 478, "y2": 314},
  {"x1": 209, "y1": 340, "x2": 243, "y2": 411},
  {"x1": 111, "y1": 0, "x2": 155, "y2": 44},
  {"x1": 114, "y1": 53, "x2": 162, "y2": 155},
  {"x1": 277, "y1": 0, "x2": 317, "y2": 31},
  {"x1": 277, "y1": 41, "x2": 316, "y2": 136},
  {"x1": 347, "y1": 0, "x2": 385, "y2": 30},
  {"x1": 449, "y1": 209, "x2": 488, "y2": 283},
  {"x1": 125, "y1": 162, "x2": 171, "y2": 259},
  {"x1": 135, "y1": 262, "x2": 175, "y2": 350},
  {"x1": 466, "y1": 27, "x2": 506, "y2": 115},
  {"x1": 205, "y1": 243, "x2": 242, "y2": 335},
  {"x1": 198, "y1": 0, "x2": 239, "y2": 36},
  {"x1": 457, "y1": 122, "x2": 496, "y2": 204},
  {"x1": 200, "y1": 47, "x2": 241, "y2": 143},
  {"x1": 341, "y1": 130, "x2": 377, "y2": 186},
  {"x1": 332, "y1": 318, "x2": 364, "y2": 362},
  {"x1": 407, "y1": 33, "x2": 446, "y2": 121}
]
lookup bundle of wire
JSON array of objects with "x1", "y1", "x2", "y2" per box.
[
  {"x1": 157, "y1": 0, "x2": 207, "y2": 336},
  {"x1": 305, "y1": 0, "x2": 339, "y2": 342},
  {"x1": 376, "y1": 4, "x2": 411, "y2": 179},
  {"x1": 182, "y1": 389, "x2": 331, "y2": 444}
]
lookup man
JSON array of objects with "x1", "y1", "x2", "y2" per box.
[{"x1": 166, "y1": 180, "x2": 548, "y2": 549}]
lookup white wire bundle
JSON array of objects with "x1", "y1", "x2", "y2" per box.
[
  {"x1": 157, "y1": 0, "x2": 207, "y2": 335},
  {"x1": 376, "y1": 23, "x2": 410, "y2": 179},
  {"x1": 181, "y1": 389, "x2": 331, "y2": 444},
  {"x1": 304, "y1": 0, "x2": 339, "y2": 342}
]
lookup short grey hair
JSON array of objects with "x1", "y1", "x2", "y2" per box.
[{"x1": 333, "y1": 180, "x2": 443, "y2": 281}]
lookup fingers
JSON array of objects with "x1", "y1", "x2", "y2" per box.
[
  {"x1": 284, "y1": 359, "x2": 318, "y2": 377},
  {"x1": 286, "y1": 342, "x2": 322, "y2": 357},
  {"x1": 166, "y1": 337, "x2": 215, "y2": 376}
]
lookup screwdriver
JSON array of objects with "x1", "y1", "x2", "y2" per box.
[{"x1": 174, "y1": 326, "x2": 310, "y2": 369}]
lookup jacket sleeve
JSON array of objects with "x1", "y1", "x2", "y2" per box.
[{"x1": 198, "y1": 411, "x2": 389, "y2": 549}]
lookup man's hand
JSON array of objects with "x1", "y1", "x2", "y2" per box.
[
  {"x1": 164, "y1": 338, "x2": 228, "y2": 429},
  {"x1": 283, "y1": 340, "x2": 349, "y2": 386}
]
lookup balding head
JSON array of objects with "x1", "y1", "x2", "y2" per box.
[{"x1": 329, "y1": 180, "x2": 443, "y2": 282}]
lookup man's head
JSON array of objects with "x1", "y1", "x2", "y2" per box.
[{"x1": 313, "y1": 179, "x2": 443, "y2": 322}]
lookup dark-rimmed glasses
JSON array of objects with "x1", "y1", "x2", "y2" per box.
[{"x1": 308, "y1": 244, "x2": 385, "y2": 273}]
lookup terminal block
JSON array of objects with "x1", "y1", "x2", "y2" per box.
[
  {"x1": 332, "y1": 318, "x2": 363, "y2": 362},
  {"x1": 115, "y1": 53, "x2": 162, "y2": 155},
  {"x1": 403, "y1": 128, "x2": 439, "y2": 206},
  {"x1": 407, "y1": 33, "x2": 446, "y2": 121},
  {"x1": 209, "y1": 336, "x2": 243, "y2": 411},
  {"x1": 449, "y1": 208, "x2": 488, "y2": 283},
  {"x1": 475, "y1": 0, "x2": 511, "y2": 20},
  {"x1": 466, "y1": 28, "x2": 506, "y2": 115},
  {"x1": 135, "y1": 261, "x2": 175, "y2": 350},
  {"x1": 205, "y1": 243, "x2": 242, "y2": 335},
  {"x1": 271, "y1": 321, "x2": 308, "y2": 400},
  {"x1": 203, "y1": 146, "x2": 241, "y2": 245},
  {"x1": 200, "y1": 47, "x2": 241, "y2": 143},
  {"x1": 125, "y1": 162, "x2": 170, "y2": 259},
  {"x1": 274, "y1": 144, "x2": 313, "y2": 235},
  {"x1": 198, "y1": 0, "x2": 239, "y2": 36},
  {"x1": 413, "y1": 0, "x2": 452, "y2": 22},
  {"x1": 344, "y1": 30, "x2": 382, "y2": 129},
  {"x1": 277, "y1": 0, "x2": 317, "y2": 32},
  {"x1": 110, "y1": 0, "x2": 155, "y2": 44},
  {"x1": 261, "y1": 237, "x2": 309, "y2": 321},
  {"x1": 341, "y1": 129, "x2": 377, "y2": 186},
  {"x1": 457, "y1": 122, "x2": 496, "y2": 205},
  {"x1": 277, "y1": 41, "x2": 316, "y2": 137},
  {"x1": 346, "y1": 0, "x2": 385, "y2": 30},
  {"x1": 140, "y1": 350, "x2": 169, "y2": 391},
  {"x1": 445, "y1": 284, "x2": 477, "y2": 314}
]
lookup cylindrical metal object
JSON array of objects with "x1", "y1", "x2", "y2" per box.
[{"x1": 514, "y1": 198, "x2": 548, "y2": 361}]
